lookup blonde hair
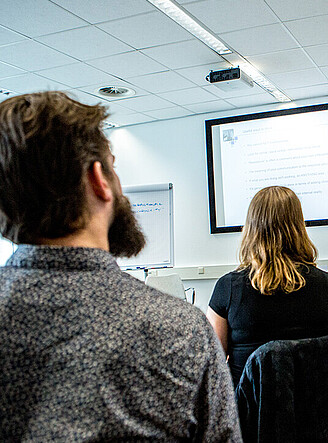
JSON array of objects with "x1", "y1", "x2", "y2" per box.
[{"x1": 239, "y1": 186, "x2": 317, "y2": 295}]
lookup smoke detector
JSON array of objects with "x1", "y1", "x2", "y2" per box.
[
  {"x1": 0, "y1": 88, "x2": 16, "y2": 98},
  {"x1": 103, "y1": 121, "x2": 118, "y2": 130},
  {"x1": 96, "y1": 86, "x2": 136, "y2": 100}
]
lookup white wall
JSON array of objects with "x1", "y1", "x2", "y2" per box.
[
  {"x1": 110, "y1": 96, "x2": 328, "y2": 312},
  {"x1": 0, "y1": 236, "x2": 16, "y2": 266},
  {"x1": 2, "y1": 97, "x2": 328, "y2": 312}
]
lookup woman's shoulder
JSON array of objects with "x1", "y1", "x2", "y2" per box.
[
  {"x1": 303, "y1": 264, "x2": 328, "y2": 282},
  {"x1": 216, "y1": 267, "x2": 249, "y2": 288}
]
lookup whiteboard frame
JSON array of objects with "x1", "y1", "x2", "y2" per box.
[{"x1": 119, "y1": 183, "x2": 174, "y2": 270}]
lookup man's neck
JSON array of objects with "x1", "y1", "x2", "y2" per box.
[{"x1": 39, "y1": 228, "x2": 110, "y2": 251}]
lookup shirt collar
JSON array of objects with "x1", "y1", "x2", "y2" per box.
[{"x1": 6, "y1": 244, "x2": 119, "y2": 272}]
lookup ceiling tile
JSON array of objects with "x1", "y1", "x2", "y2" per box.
[
  {"x1": 66, "y1": 90, "x2": 135, "y2": 116},
  {"x1": 0, "y1": 73, "x2": 70, "y2": 94},
  {"x1": 265, "y1": 0, "x2": 328, "y2": 21},
  {"x1": 285, "y1": 16, "x2": 328, "y2": 47},
  {"x1": 145, "y1": 107, "x2": 194, "y2": 119},
  {"x1": 176, "y1": 61, "x2": 232, "y2": 86},
  {"x1": 0, "y1": 0, "x2": 325, "y2": 119},
  {"x1": 0, "y1": 62, "x2": 25, "y2": 80},
  {"x1": 226, "y1": 94, "x2": 277, "y2": 108},
  {"x1": 247, "y1": 48, "x2": 316, "y2": 75},
  {"x1": 223, "y1": 52, "x2": 247, "y2": 66},
  {"x1": 67, "y1": 91, "x2": 140, "y2": 120},
  {"x1": 176, "y1": 0, "x2": 207, "y2": 3},
  {"x1": 267, "y1": 68, "x2": 328, "y2": 89},
  {"x1": 104, "y1": 102, "x2": 138, "y2": 116},
  {"x1": 0, "y1": 94, "x2": 14, "y2": 103},
  {"x1": 305, "y1": 44, "x2": 328, "y2": 67},
  {"x1": 220, "y1": 23, "x2": 298, "y2": 56},
  {"x1": 183, "y1": 100, "x2": 234, "y2": 113},
  {"x1": 37, "y1": 63, "x2": 120, "y2": 88},
  {"x1": 158, "y1": 86, "x2": 216, "y2": 105},
  {"x1": 50, "y1": 0, "x2": 154, "y2": 24},
  {"x1": 183, "y1": 0, "x2": 278, "y2": 33},
  {"x1": 65, "y1": 89, "x2": 112, "y2": 106},
  {"x1": 141, "y1": 40, "x2": 222, "y2": 70},
  {"x1": 97, "y1": 11, "x2": 191, "y2": 50},
  {"x1": 0, "y1": 26, "x2": 28, "y2": 46},
  {"x1": 110, "y1": 112, "x2": 157, "y2": 127},
  {"x1": 0, "y1": 41, "x2": 76, "y2": 71},
  {"x1": 87, "y1": 51, "x2": 167, "y2": 77},
  {"x1": 0, "y1": 0, "x2": 87, "y2": 37},
  {"x1": 285, "y1": 84, "x2": 328, "y2": 100},
  {"x1": 120, "y1": 95, "x2": 174, "y2": 112},
  {"x1": 36, "y1": 27, "x2": 132, "y2": 61},
  {"x1": 128, "y1": 71, "x2": 196, "y2": 93},
  {"x1": 203, "y1": 83, "x2": 264, "y2": 99}
]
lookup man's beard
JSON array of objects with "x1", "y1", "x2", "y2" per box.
[{"x1": 108, "y1": 194, "x2": 146, "y2": 258}]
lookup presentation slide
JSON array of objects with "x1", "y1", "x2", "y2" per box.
[{"x1": 208, "y1": 105, "x2": 328, "y2": 231}]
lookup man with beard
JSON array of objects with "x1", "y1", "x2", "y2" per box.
[{"x1": 0, "y1": 92, "x2": 241, "y2": 442}]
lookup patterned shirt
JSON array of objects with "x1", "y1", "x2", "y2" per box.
[{"x1": 0, "y1": 245, "x2": 241, "y2": 442}]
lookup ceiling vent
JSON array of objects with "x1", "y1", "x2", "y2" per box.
[{"x1": 96, "y1": 86, "x2": 136, "y2": 99}]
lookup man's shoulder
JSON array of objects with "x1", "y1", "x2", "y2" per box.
[
  {"x1": 118, "y1": 271, "x2": 211, "y2": 339},
  {"x1": 120, "y1": 271, "x2": 204, "y2": 314}
]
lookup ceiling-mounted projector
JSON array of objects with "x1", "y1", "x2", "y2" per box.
[{"x1": 205, "y1": 67, "x2": 254, "y2": 92}]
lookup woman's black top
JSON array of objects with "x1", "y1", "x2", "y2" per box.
[{"x1": 209, "y1": 265, "x2": 328, "y2": 387}]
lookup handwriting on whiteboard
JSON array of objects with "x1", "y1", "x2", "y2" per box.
[{"x1": 132, "y1": 202, "x2": 164, "y2": 213}]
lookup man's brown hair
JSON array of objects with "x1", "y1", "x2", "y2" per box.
[{"x1": 0, "y1": 91, "x2": 111, "y2": 244}]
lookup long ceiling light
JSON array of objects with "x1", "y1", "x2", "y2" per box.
[
  {"x1": 146, "y1": 0, "x2": 232, "y2": 55},
  {"x1": 238, "y1": 60, "x2": 291, "y2": 102},
  {"x1": 146, "y1": 0, "x2": 291, "y2": 103}
]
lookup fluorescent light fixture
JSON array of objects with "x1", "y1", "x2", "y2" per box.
[
  {"x1": 238, "y1": 61, "x2": 291, "y2": 102},
  {"x1": 146, "y1": 0, "x2": 232, "y2": 55},
  {"x1": 146, "y1": 0, "x2": 292, "y2": 103}
]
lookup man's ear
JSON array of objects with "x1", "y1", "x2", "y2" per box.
[{"x1": 88, "y1": 161, "x2": 113, "y2": 202}]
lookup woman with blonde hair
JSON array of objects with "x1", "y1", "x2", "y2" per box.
[{"x1": 207, "y1": 186, "x2": 328, "y2": 387}]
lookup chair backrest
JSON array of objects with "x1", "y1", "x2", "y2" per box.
[
  {"x1": 145, "y1": 274, "x2": 186, "y2": 301},
  {"x1": 236, "y1": 336, "x2": 328, "y2": 443}
]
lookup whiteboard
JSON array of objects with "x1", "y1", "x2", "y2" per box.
[{"x1": 117, "y1": 183, "x2": 174, "y2": 270}]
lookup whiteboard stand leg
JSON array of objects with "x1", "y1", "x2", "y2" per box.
[{"x1": 144, "y1": 268, "x2": 149, "y2": 281}]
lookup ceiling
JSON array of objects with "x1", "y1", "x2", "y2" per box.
[{"x1": 0, "y1": 0, "x2": 328, "y2": 127}]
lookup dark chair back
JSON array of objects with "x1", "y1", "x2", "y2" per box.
[{"x1": 236, "y1": 336, "x2": 328, "y2": 443}]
